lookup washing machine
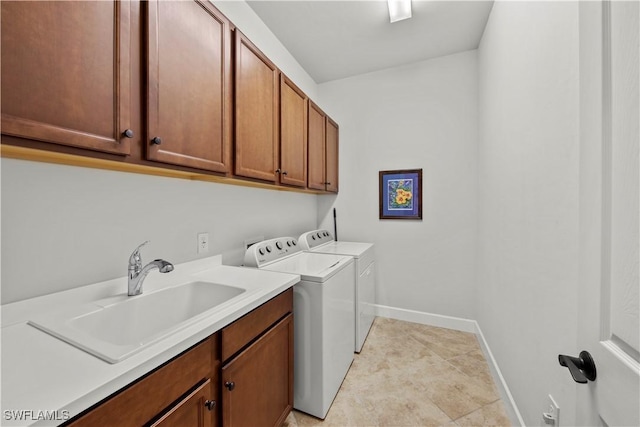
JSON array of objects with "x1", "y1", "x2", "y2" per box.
[
  {"x1": 298, "y1": 229, "x2": 375, "y2": 353},
  {"x1": 244, "y1": 237, "x2": 355, "y2": 420}
]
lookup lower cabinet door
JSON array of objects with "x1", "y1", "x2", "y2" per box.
[
  {"x1": 150, "y1": 378, "x2": 216, "y2": 427},
  {"x1": 222, "y1": 314, "x2": 293, "y2": 427}
]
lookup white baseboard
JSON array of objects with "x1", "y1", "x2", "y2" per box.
[
  {"x1": 472, "y1": 322, "x2": 526, "y2": 427},
  {"x1": 373, "y1": 304, "x2": 525, "y2": 427},
  {"x1": 374, "y1": 304, "x2": 477, "y2": 333}
]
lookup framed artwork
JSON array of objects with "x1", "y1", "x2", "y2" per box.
[{"x1": 379, "y1": 169, "x2": 422, "y2": 220}]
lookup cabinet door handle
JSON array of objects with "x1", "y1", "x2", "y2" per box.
[
  {"x1": 122, "y1": 129, "x2": 134, "y2": 138},
  {"x1": 282, "y1": 171, "x2": 288, "y2": 176},
  {"x1": 275, "y1": 169, "x2": 281, "y2": 174},
  {"x1": 151, "y1": 136, "x2": 162, "y2": 145},
  {"x1": 204, "y1": 400, "x2": 216, "y2": 411},
  {"x1": 224, "y1": 381, "x2": 235, "y2": 391}
]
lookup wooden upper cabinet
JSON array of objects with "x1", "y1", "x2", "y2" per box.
[
  {"x1": 307, "y1": 101, "x2": 327, "y2": 191},
  {"x1": 325, "y1": 117, "x2": 339, "y2": 193},
  {"x1": 146, "y1": 0, "x2": 232, "y2": 173},
  {"x1": 1, "y1": 1, "x2": 335, "y2": 194},
  {"x1": 234, "y1": 30, "x2": 280, "y2": 182},
  {"x1": 279, "y1": 75, "x2": 308, "y2": 188},
  {"x1": 1, "y1": 1, "x2": 132, "y2": 155},
  {"x1": 307, "y1": 102, "x2": 339, "y2": 193}
]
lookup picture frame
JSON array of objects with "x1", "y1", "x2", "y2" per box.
[{"x1": 379, "y1": 169, "x2": 423, "y2": 220}]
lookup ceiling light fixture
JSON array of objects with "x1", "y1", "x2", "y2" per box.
[{"x1": 387, "y1": 0, "x2": 412, "y2": 23}]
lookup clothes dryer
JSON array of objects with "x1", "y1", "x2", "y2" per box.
[{"x1": 298, "y1": 229, "x2": 375, "y2": 353}]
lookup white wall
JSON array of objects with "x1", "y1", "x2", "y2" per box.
[
  {"x1": 317, "y1": 51, "x2": 479, "y2": 320},
  {"x1": 1, "y1": 160, "x2": 317, "y2": 303},
  {"x1": 477, "y1": 2, "x2": 580, "y2": 426},
  {"x1": 0, "y1": 0, "x2": 319, "y2": 304}
]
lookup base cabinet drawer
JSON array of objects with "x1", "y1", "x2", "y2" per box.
[{"x1": 221, "y1": 288, "x2": 293, "y2": 360}]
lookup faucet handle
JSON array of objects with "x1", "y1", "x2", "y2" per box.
[{"x1": 129, "y1": 241, "x2": 150, "y2": 268}]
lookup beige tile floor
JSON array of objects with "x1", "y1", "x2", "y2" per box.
[{"x1": 284, "y1": 317, "x2": 512, "y2": 427}]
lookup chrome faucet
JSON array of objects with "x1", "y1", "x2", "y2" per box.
[{"x1": 128, "y1": 241, "x2": 174, "y2": 296}]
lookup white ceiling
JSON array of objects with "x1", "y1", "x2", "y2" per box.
[{"x1": 247, "y1": 0, "x2": 494, "y2": 83}]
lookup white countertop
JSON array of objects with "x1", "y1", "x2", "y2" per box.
[{"x1": 0, "y1": 255, "x2": 300, "y2": 426}]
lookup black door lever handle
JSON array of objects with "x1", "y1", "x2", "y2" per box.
[{"x1": 558, "y1": 350, "x2": 597, "y2": 383}]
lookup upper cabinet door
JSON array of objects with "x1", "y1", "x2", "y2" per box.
[
  {"x1": 307, "y1": 101, "x2": 326, "y2": 191},
  {"x1": 147, "y1": 0, "x2": 231, "y2": 173},
  {"x1": 325, "y1": 117, "x2": 339, "y2": 193},
  {"x1": 1, "y1": 1, "x2": 131, "y2": 155},
  {"x1": 279, "y1": 75, "x2": 308, "y2": 188},
  {"x1": 234, "y1": 30, "x2": 280, "y2": 182}
]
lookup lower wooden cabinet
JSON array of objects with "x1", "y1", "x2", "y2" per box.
[
  {"x1": 220, "y1": 288, "x2": 294, "y2": 427},
  {"x1": 221, "y1": 314, "x2": 293, "y2": 427},
  {"x1": 66, "y1": 337, "x2": 219, "y2": 427},
  {"x1": 64, "y1": 289, "x2": 293, "y2": 427},
  {"x1": 150, "y1": 379, "x2": 215, "y2": 427}
]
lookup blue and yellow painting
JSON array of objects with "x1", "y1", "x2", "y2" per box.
[{"x1": 387, "y1": 179, "x2": 413, "y2": 210}]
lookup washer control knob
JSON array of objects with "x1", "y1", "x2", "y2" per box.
[
  {"x1": 265, "y1": 245, "x2": 272, "y2": 253},
  {"x1": 316, "y1": 232, "x2": 322, "y2": 238},
  {"x1": 311, "y1": 235, "x2": 316, "y2": 240},
  {"x1": 258, "y1": 248, "x2": 265, "y2": 256},
  {"x1": 276, "y1": 241, "x2": 283, "y2": 250},
  {"x1": 292, "y1": 239, "x2": 297, "y2": 246},
  {"x1": 286, "y1": 241, "x2": 291, "y2": 247}
]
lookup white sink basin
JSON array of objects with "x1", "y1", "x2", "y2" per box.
[{"x1": 28, "y1": 281, "x2": 246, "y2": 363}]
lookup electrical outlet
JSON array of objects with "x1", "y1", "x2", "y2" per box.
[
  {"x1": 542, "y1": 394, "x2": 560, "y2": 426},
  {"x1": 197, "y1": 232, "x2": 209, "y2": 254}
]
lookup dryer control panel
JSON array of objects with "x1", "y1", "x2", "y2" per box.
[
  {"x1": 298, "y1": 229, "x2": 334, "y2": 250},
  {"x1": 243, "y1": 237, "x2": 301, "y2": 268}
]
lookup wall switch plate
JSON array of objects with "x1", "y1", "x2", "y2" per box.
[
  {"x1": 197, "y1": 232, "x2": 209, "y2": 254},
  {"x1": 542, "y1": 394, "x2": 560, "y2": 426}
]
